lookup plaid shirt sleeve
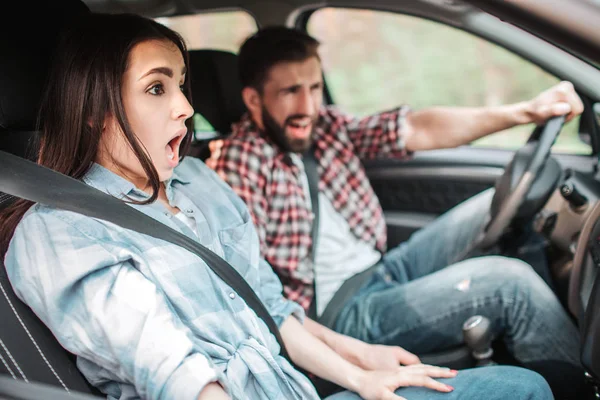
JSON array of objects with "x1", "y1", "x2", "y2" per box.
[
  {"x1": 332, "y1": 105, "x2": 413, "y2": 161},
  {"x1": 210, "y1": 138, "x2": 271, "y2": 258}
]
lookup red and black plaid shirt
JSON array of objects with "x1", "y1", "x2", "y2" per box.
[{"x1": 210, "y1": 106, "x2": 412, "y2": 311}]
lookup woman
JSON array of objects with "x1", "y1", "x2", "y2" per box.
[{"x1": 0, "y1": 12, "x2": 553, "y2": 400}]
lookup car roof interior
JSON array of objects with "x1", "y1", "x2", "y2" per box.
[
  {"x1": 1, "y1": 0, "x2": 600, "y2": 398},
  {"x1": 84, "y1": 0, "x2": 600, "y2": 66}
]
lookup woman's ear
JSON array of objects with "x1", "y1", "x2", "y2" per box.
[
  {"x1": 87, "y1": 113, "x2": 110, "y2": 131},
  {"x1": 102, "y1": 114, "x2": 118, "y2": 133}
]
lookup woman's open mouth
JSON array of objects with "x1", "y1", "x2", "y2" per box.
[{"x1": 165, "y1": 130, "x2": 186, "y2": 167}]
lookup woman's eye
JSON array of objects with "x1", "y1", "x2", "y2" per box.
[
  {"x1": 148, "y1": 84, "x2": 165, "y2": 95},
  {"x1": 179, "y1": 84, "x2": 186, "y2": 93}
]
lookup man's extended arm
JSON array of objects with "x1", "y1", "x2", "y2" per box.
[{"x1": 403, "y1": 81, "x2": 583, "y2": 152}]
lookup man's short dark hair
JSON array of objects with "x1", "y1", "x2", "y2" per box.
[{"x1": 238, "y1": 26, "x2": 320, "y2": 91}]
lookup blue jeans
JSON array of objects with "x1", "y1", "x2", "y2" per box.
[
  {"x1": 334, "y1": 189, "x2": 580, "y2": 367},
  {"x1": 326, "y1": 366, "x2": 553, "y2": 399}
]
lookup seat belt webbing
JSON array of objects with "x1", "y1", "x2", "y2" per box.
[
  {"x1": 302, "y1": 148, "x2": 320, "y2": 320},
  {"x1": 0, "y1": 150, "x2": 289, "y2": 359}
]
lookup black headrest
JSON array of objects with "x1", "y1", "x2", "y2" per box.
[
  {"x1": 0, "y1": 1, "x2": 90, "y2": 131},
  {"x1": 188, "y1": 50, "x2": 246, "y2": 135}
]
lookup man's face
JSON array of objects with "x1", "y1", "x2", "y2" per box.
[{"x1": 254, "y1": 57, "x2": 323, "y2": 153}]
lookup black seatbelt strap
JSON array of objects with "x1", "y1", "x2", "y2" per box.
[
  {"x1": 302, "y1": 147, "x2": 320, "y2": 320},
  {"x1": 0, "y1": 150, "x2": 289, "y2": 360}
]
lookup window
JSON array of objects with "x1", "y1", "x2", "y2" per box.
[
  {"x1": 157, "y1": 11, "x2": 257, "y2": 139},
  {"x1": 156, "y1": 11, "x2": 257, "y2": 52},
  {"x1": 308, "y1": 8, "x2": 591, "y2": 154},
  {"x1": 193, "y1": 114, "x2": 217, "y2": 141}
]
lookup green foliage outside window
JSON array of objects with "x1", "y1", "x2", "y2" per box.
[{"x1": 308, "y1": 9, "x2": 591, "y2": 154}]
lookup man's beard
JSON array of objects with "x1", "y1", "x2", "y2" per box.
[{"x1": 261, "y1": 105, "x2": 316, "y2": 153}]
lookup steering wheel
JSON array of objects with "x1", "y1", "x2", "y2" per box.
[{"x1": 476, "y1": 115, "x2": 566, "y2": 250}]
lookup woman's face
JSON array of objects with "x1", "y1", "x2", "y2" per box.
[{"x1": 97, "y1": 39, "x2": 194, "y2": 188}]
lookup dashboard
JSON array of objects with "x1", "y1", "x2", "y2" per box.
[{"x1": 549, "y1": 168, "x2": 600, "y2": 379}]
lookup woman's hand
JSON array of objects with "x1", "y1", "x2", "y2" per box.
[
  {"x1": 355, "y1": 364, "x2": 458, "y2": 400},
  {"x1": 282, "y1": 317, "x2": 457, "y2": 399}
]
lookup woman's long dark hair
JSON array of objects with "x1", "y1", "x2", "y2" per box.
[{"x1": 0, "y1": 13, "x2": 193, "y2": 256}]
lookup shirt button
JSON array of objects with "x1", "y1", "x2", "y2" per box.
[
  {"x1": 229, "y1": 292, "x2": 236, "y2": 299},
  {"x1": 163, "y1": 212, "x2": 171, "y2": 218},
  {"x1": 186, "y1": 209, "x2": 194, "y2": 214}
]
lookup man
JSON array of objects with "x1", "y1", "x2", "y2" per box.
[{"x1": 207, "y1": 26, "x2": 583, "y2": 392}]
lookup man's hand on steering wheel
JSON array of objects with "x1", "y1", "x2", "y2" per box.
[{"x1": 525, "y1": 81, "x2": 584, "y2": 125}]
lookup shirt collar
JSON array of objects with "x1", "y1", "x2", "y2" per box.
[
  {"x1": 83, "y1": 163, "x2": 138, "y2": 199},
  {"x1": 83, "y1": 162, "x2": 191, "y2": 199},
  {"x1": 170, "y1": 164, "x2": 192, "y2": 185}
]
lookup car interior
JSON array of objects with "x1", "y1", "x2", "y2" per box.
[{"x1": 2, "y1": 0, "x2": 600, "y2": 399}]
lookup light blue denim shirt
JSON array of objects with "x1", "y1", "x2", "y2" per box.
[{"x1": 5, "y1": 157, "x2": 319, "y2": 400}]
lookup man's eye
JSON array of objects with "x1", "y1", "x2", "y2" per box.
[
  {"x1": 179, "y1": 84, "x2": 185, "y2": 93},
  {"x1": 148, "y1": 84, "x2": 165, "y2": 95}
]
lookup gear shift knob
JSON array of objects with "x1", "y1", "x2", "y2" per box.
[{"x1": 462, "y1": 315, "x2": 495, "y2": 366}]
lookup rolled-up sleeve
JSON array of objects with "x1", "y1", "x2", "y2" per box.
[
  {"x1": 340, "y1": 105, "x2": 413, "y2": 161},
  {"x1": 5, "y1": 210, "x2": 221, "y2": 400},
  {"x1": 160, "y1": 353, "x2": 218, "y2": 400}
]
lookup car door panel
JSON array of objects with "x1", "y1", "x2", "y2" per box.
[{"x1": 365, "y1": 147, "x2": 596, "y2": 247}]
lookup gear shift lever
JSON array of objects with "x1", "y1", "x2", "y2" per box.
[{"x1": 462, "y1": 315, "x2": 495, "y2": 367}]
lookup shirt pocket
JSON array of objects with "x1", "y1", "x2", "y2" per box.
[{"x1": 217, "y1": 220, "x2": 260, "y2": 278}]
